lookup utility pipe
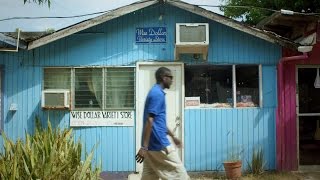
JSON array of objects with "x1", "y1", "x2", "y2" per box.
[{"x1": 277, "y1": 51, "x2": 309, "y2": 170}]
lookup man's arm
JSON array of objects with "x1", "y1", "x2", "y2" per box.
[
  {"x1": 142, "y1": 115, "x2": 154, "y2": 148},
  {"x1": 135, "y1": 114, "x2": 154, "y2": 163},
  {"x1": 167, "y1": 127, "x2": 175, "y2": 138},
  {"x1": 167, "y1": 127, "x2": 182, "y2": 148}
]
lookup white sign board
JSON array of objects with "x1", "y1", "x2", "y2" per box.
[
  {"x1": 70, "y1": 111, "x2": 134, "y2": 127},
  {"x1": 185, "y1": 97, "x2": 200, "y2": 108}
]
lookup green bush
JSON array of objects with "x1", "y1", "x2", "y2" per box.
[{"x1": 0, "y1": 117, "x2": 101, "y2": 179}]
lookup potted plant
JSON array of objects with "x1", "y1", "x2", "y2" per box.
[{"x1": 223, "y1": 148, "x2": 243, "y2": 179}]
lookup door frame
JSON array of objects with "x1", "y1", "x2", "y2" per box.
[
  {"x1": 296, "y1": 65, "x2": 320, "y2": 169},
  {"x1": 135, "y1": 62, "x2": 185, "y2": 172}
]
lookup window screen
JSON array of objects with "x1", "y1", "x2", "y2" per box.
[
  {"x1": 75, "y1": 68, "x2": 102, "y2": 109},
  {"x1": 105, "y1": 68, "x2": 135, "y2": 109}
]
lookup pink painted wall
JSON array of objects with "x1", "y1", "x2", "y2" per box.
[{"x1": 277, "y1": 42, "x2": 320, "y2": 171}]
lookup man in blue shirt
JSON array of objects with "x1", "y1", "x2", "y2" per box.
[{"x1": 136, "y1": 67, "x2": 189, "y2": 180}]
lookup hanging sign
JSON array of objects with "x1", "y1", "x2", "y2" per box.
[
  {"x1": 70, "y1": 111, "x2": 134, "y2": 127},
  {"x1": 135, "y1": 27, "x2": 167, "y2": 43}
]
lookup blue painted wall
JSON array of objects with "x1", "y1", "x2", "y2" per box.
[
  {"x1": 0, "y1": 3, "x2": 281, "y2": 172},
  {"x1": 185, "y1": 66, "x2": 278, "y2": 171}
]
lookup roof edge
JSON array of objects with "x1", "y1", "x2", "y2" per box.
[
  {"x1": 27, "y1": 0, "x2": 158, "y2": 50},
  {"x1": 167, "y1": 0, "x2": 298, "y2": 50},
  {"x1": 26, "y1": 0, "x2": 298, "y2": 50}
]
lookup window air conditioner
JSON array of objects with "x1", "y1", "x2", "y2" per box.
[
  {"x1": 42, "y1": 89, "x2": 70, "y2": 109},
  {"x1": 175, "y1": 23, "x2": 209, "y2": 60},
  {"x1": 176, "y1": 23, "x2": 209, "y2": 45}
]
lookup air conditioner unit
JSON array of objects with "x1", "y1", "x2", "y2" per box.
[
  {"x1": 175, "y1": 23, "x2": 209, "y2": 60},
  {"x1": 42, "y1": 89, "x2": 70, "y2": 109},
  {"x1": 176, "y1": 23, "x2": 209, "y2": 45}
]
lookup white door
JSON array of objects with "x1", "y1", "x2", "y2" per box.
[{"x1": 136, "y1": 62, "x2": 184, "y2": 172}]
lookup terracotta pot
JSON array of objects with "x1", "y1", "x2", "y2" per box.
[{"x1": 223, "y1": 161, "x2": 242, "y2": 179}]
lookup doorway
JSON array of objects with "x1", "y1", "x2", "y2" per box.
[
  {"x1": 135, "y1": 62, "x2": 184, "y2": 172},
  {"x1": 297, "y1": 67, "x2": 320, "y2": 166}
]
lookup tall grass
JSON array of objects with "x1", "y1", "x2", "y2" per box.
[{"x1": 247, "y1": 148, "x2": 265, "y2": 175}]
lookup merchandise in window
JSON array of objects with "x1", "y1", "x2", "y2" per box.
[
  {"x1": 236, "y1": 65, "x2": 259, "y2": 107},
  {"x1": 185, "y1": 65, "x2": 233, "y2": 108}
]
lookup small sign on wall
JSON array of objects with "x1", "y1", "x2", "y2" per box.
[
  {"x1": 136, "y1": 27, "x2": 167, "y2": 43},
  {"x1": 185, "y1": 97, "x2": 200, "y2": 108},
  {"x1": 70, "y1": 111, "x2": 134, "y2": 127}
]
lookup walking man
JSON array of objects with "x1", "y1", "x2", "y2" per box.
[{"x1": 135, "y1": 67, "x2": 189, "y2": 180}]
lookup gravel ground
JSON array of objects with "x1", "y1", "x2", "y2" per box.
[{"x1": 189, "y1": 171, "x2": 320, "y2": 180}]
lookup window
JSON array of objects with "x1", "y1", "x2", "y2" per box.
[
  {"x1": 185, "y1": 65, "x2": 233, "y2": 108},
  {"x1": 43, "y1": 67, "x2": 135, "y2": 110},
  {"x1": 105, "y1": 68, "x2": 135, "y2": 109},
  {"x1": 185, "y1": 65, "x2": 261, "y2": 108},
  {"x1": 75, "y1": 68, "x2": 102, "y2": 109},
  {"x1": 236, "y1": 65, "x2": 260, "y2": 107}
]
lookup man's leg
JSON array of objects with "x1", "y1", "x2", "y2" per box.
[
  {"x1": 141, "y1": 152, "x2": 160, "y2": 180},
  {"x1": 147, "y1": 146, "x2": 189, "y2": 180}
]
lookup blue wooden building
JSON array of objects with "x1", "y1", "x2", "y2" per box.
[{"x1": 0, "y1": 0, "x2": 297, "y2": 173}]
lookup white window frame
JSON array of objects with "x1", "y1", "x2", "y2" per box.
[{"x1": 43, "y1": 66, "x2": 136, "y2": 111}]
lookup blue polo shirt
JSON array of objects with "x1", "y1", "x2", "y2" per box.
[{"x1": 142, "y1": 84, "x2": 170, "y2": 151}]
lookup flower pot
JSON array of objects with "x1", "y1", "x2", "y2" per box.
[{"x1": 223, "y1": 161, "x2": 242, "y2": 179}]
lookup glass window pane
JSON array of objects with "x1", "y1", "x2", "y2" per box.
[
  {"x1": 185, "y1": 65, "x2": 233, "y2": 108},
  {"x1": 75, "y1": 68, "x2": 102, "y2": 109},
  {"x1": 236, "y1": 65, "x2": 259, "y2": 107},
  {"x1": 105, "y1": 68, "x2": 135, "y2": 109},
  {"x1": 44, "y1": 68, "x2": 71, "y2": 89}
]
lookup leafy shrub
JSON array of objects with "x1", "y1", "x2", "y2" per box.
[{"x1": 0, "y1": 117, "x2": 101, "y2": 179}]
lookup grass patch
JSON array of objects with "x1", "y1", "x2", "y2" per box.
[
  {"x1": 242, "y1": 171, "x2": 303, "y2": 180},
  {"x1": 190, "y1": 171, "x2": 304, "y2": 180}
]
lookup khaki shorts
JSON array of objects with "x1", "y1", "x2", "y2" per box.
[{"x1": 141, "y1": 146, "x2": 189, "y2": 180}]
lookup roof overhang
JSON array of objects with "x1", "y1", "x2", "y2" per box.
[
  {"x1": 0, "y1": 32, "x2": 27, "y2": 49},
  {"x1": 257, "y1": 11, "x2": 319, "y2": 40}
]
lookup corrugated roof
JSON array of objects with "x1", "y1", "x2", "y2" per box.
[{"x1": 3, "y1": 32, "x2": 51, "y2": 42}]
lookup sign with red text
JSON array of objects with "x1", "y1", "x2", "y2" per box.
[
  {"x1": 185, "y1": 97, "x2": 200, "y2": 108},
  {"x1": 70, "y1": 111, "x2": 134, "y2": 127}
]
